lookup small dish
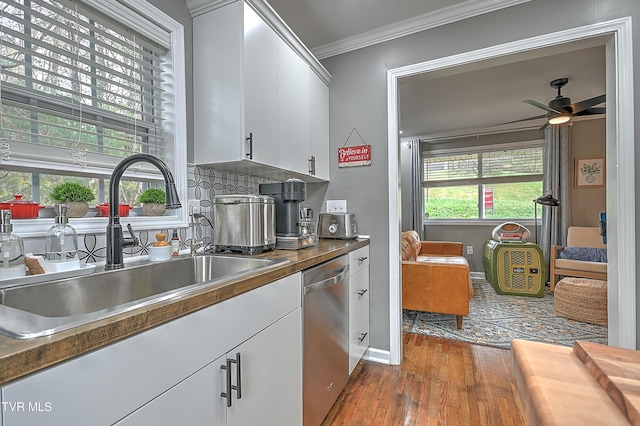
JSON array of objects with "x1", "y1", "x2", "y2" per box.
[
  {"x1": 148, "y1": 245, "x2": 172, "y2": 262},
  {"x1": 46, "y1": 258, "x2": 81, "y2": 273}
]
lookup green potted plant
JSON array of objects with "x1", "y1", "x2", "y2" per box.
[
  {"x1": 50, "y1": 182, "x2": 95, "y2": 218},
  {"x1": 138, "y1": 188, "x2": 166, "y2": 216}
]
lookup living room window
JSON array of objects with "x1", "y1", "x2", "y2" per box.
[
  {"x1": 423, "y1": 142, "x2": 543, "y2": 220},
  {"x1": 0, "y1": 0, "x2": 187, "y2": 234}
]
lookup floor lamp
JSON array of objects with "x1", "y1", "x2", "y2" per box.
[{"x1": 533, "y1": 191, "x2": 560, "y2": 244}]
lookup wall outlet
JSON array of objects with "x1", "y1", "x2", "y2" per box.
[
  {"x1": 326, "y1": 199, "x2": 347, "y2": 213},
  {"x1": 188, "y1": 199, "x2": 201, "y2": 215},
  {"x1": 466, "y1": 245, "x2": 474, "y2": 255}
]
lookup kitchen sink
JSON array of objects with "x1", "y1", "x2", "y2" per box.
[{"x1": 0, "y1": 254, "x2": 288, "y2": 339}]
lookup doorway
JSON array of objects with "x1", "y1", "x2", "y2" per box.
[{"x1": 386, "y1": 18, "x2": 636, "y2": 364}]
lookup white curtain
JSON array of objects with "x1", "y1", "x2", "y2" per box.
[
  {"x1": 540, "y1": 124, "x2": 572, "y2": 273},
  {"x1": 410, "y1": 139, "x2": 425, "y2": 239}
]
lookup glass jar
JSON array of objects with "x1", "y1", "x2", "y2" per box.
[
  {"x1": 0, "y1": 210, "x2": 26, "y2": 280},
  {"x1": 45, "y1": 204, "x2": 80, "y2": 271}
]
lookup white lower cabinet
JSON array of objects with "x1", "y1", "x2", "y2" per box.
[
  {"x1": 116, "y1": 308, "x2": 302, "y2": 426},
  {"x1": 227, "y1": 308, "x2": 301, "y2": 425},
  {"x1": 348, "y1": 246, "x2": 370, "y2": 374},
  {"x1": 1, "y1": 273, "x2": 302, "y2": 426},
  {"x1": 115, "y1": 358, "x2": 226, "y2": 426}
]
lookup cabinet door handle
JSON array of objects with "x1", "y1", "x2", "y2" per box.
[
  {"x1": 231, "y1": 352, "x2": 242, "y2": 400},
  {"x1": 220, "y1": 353, "x2": 242, "y2": 405},
  {"x1": 245, "y1": 133, "x2": 253, "y2": 160},
  {"x1": 358, "y1": 332, "x2": 368, "y2": 343},
  {"x1": 308, "y1": 155, "x2": 316, "y2": 175},
  {"x1": 220, "y1": 358, "x2": 233, "y2": 407},
  {"x1": 358, "y1": 289, "x2": 368, "y2": 297}
]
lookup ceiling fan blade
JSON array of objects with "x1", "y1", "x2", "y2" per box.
[
  {"x1": 538, "y1": 121, "x2": 549, "y2": 131},
  {"x1": 523, "y1": 99, "x2": 562, "y2": 114},
  {"x1": 485, "y1": 114, "x2": 548, "y2": 128},
  {"x1": 573, "y1": 107, "x2": 606, "y2": 117},
  {"x1": 570, "y1": 94, "x2": 606, "y2": 114}
]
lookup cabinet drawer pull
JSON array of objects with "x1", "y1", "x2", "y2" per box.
[
  {"x1": 357, "y1": 289, "x2": 368, "y2": 297},
  {"x1": 358, "y1": 256, "x2": 368, "y2": 263},
  {"x1": 358, "y1": 332, "x2": 368, "y2": 343}
]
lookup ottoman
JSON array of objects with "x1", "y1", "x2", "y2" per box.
[{"x1": 554, "y1": 277, "x2": 608, "y2": 326}]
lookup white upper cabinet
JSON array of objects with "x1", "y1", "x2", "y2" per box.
[
  {"x1": 192, "y1": 0, "x2": 330, "y2": 183},
  {"x1": 278, "y1": 41, "x2": 310, "y2": 176},
  {"x1": 242, "y1": 4, "x2": 279, "y2": 166},
  {"x1": 309, "y1": 67, "x2": 330, "y2": 180}
]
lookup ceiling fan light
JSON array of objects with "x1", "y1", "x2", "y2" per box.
[{"x1": 548, "y1": 114, "x2": 571, "y2": 125}]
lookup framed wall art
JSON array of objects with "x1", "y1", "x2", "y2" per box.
[{"x1": 575, "y1": 157, "x2": 605, "y2": 187}]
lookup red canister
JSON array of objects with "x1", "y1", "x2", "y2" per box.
[
  {"x1": 96, "y1": 203, "x2": 131, "y2": 217},
  {"x1": 0, "y1": 195, "x2": 44, "y2": 219}
]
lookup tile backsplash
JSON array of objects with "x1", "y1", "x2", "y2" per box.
[{"x1": 22, "y1": 165, "x2": 277, "y2": 264}]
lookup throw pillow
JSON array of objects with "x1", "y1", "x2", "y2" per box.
[{"x1": 560, "y1": 247, "x2": 607, "y2": 263}]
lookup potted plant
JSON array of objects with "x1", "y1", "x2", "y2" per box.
[
  {"x1": 138, "y1": 188, "x2": 166, "y2": 216},
  {"x1": 50, "y1": 182, "x2": 95, "y2": 218}
]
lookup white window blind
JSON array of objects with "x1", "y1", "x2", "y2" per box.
[
  {"x1": 0, "y1": 0, "x2": 172, "y2": 179},
  {"x1": 424, "y1": 146, "x2": 543, "y2": 187}
]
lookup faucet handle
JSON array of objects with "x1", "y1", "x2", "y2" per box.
[{"x1": 124, "y1": 223, "x2": 139, "y2": 247}]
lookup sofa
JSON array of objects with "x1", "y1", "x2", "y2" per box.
[
  {"x1": 550, "y1": 226, "x2": 607, "y2": 291},
  {"x1": 401, "y1": 230, "x2": 473, "y2": 329}
]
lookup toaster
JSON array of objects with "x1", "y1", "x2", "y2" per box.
[{"x1": 317, "y1": 213, "x2": 358, "y2": 239}]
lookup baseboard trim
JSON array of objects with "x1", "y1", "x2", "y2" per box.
[
  {"x1": 470, "y1": 271, "x2": 485, "y2": 280},
  {"x1": 364, "y1": 347, "x2": 392, "y2": 365}
]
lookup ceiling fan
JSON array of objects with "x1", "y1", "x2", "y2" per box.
[{"x1": 493, "y1": 78, "x2": 606, "y2": 130}]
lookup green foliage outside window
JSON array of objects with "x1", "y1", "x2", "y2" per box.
[{"x1": 425, "y1": 181, "x2": 543, "y2": 219}]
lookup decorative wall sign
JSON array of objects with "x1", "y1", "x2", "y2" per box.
[
  {"x1": 576, "y1": 157, "x2": 605, "y2": 187},
  {"x1": 338, "y1": 128, "x2": 371, "y2": 168}
]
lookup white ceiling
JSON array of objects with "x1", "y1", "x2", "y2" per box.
[
  {"x1": 266, "y1": 0, "x2": 607, "y2": 140},
  {"x1": 266, "y1": 0, "x2": 531, "y2": 58}
]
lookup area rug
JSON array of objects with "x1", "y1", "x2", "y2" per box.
[{"x1": 403, "y1": 278, "x2": 608, "y2": 350}]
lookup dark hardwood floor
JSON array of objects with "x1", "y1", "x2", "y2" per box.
[{"x1": 322, "y1": 333, "x2": 526, "y2": 425}]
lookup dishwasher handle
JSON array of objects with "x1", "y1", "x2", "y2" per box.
[{"x1": 303, "y1": 265, "x2": 349, "y2": 295}]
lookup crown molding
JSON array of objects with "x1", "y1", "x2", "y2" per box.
[
  {"x1": 247, "y1": 0, "x2": 331, "y2": 84},
  {"x1": 312, "y1": 0, "x2": 533, "y2": 59}
]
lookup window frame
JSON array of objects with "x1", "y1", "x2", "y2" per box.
[
  {"x1": 422, "y1": 140, "x2": 544, "y2": 225},
  {"x1": 5, "y1": 0, "x2": 188, "y2": 237}
]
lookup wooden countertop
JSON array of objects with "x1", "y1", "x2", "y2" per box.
[
  {"x1": 573, "y1": 340, "x2": 640, "y2": 425},
  {"x1": 511, "y1": 339, "x2": 630, "y2": 425},
  {"x1": 0, "y1": 238, "x2": 369, "y2": 386}
]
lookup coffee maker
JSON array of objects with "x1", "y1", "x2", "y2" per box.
[{"x1": 259, "y1": 178, "x2": 318, "y2": 250}]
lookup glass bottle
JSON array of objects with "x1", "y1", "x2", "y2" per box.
[
  {"x1": 171, "y1": 229, "x2": 180, "y2": 256},
  {"x1": 0, "y1": 210, "x2": 26, "y2": 279},
  {"x1": 45, "y1": 204, "x2": 80, "y2": 271}
]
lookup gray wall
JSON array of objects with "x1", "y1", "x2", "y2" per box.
[
  {"x1": 146, "y1": 0, "x2": 195, "y2": 162},
  {"x1": 321, "y1": 0, "x2": 640, "y2": 352},
  {"x1": 404, "y1": 119, "x2": 607, "y2": 273}
]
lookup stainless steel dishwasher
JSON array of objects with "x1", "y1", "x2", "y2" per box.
[{"x1": 303, "y1": 255, "x2": 349, "y2": 426}]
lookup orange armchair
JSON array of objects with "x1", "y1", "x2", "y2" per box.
[{"x1": 401, "y1": 230, "x2": 473, "y2": 329}]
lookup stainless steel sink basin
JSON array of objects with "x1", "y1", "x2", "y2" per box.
[{"x1": 0, "y1": 254, "x2": 288, "y2": 339}]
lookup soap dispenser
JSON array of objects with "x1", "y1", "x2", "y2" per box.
[
  {"x1": 45, "y1": 204, "x2": 80, "y2": 272},
  {"x1": 0, "y1": 210, "x2": 26, "y2": 279}
]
